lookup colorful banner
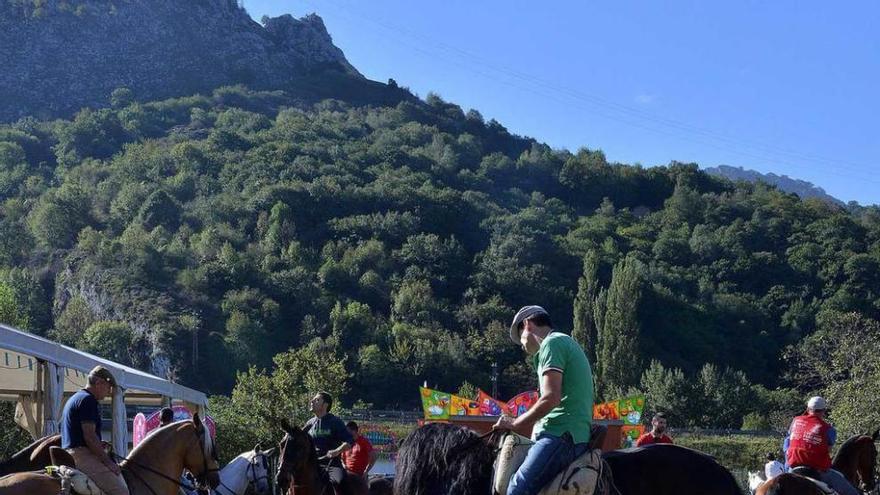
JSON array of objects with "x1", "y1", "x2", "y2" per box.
[
  {"x1": 617, "y1": 396, "x2": 645, "y2": 426},
  {"x1": 132, "y1": 406, "x2": 216, "y2": 448},
  {"x1": 420, "y1": 387, "x2": 451, "y2": 420},
  {"x1": 621, "y1": 425, "x2": 645, "y2": 448},
  {"x1": 593, "y1": 400, "x2": 620, "y2": 421},
  {"x1": 421, "y1": 388, "x2": 539, "y2": 419},
  {"x1": 477, "y1": 389, "x2": 507, "y2": 416},
  {"x1": 450, "y1": 395, "x2": 481, "y2": 416},
  {"x1": 506, "y1": 391, "x2": 539, "y2": 418},
  {"x1": 592, "y1": 394, "x2": 646, "y2": 447}
]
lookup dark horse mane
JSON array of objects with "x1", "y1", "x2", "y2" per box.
[
  {"x1": 394, "y1": 423, "x2": 495, "y2": 495},
  {"x1": 833, "y1": 434, "x2": 870, "y2": 464},
  {"x1": 0, "y1": 434, "x2": 60, "y2": 476}
]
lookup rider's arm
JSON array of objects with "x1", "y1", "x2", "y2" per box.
[
  {"x1": 509, "y1": 370, "x2": 562, "y2": 435},
  {"x1": 326, "y1": 418, "x2": 354, "y2": 458},
  {"x1": 82, "y1": 421, "x2": 119, "y2": 474},
  {"x1": 327, "y1": 442, "x2": 351, "y2": 458},
  {"x1": 827, "y1": 426, "x2": 837, "y2": 446}
]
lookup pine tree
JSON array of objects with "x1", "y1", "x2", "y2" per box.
[
  {"x1": 597, "y1": 256, "x2": 643, "y2": 399},
  {"x1": 573, "y1": 250, "x2": 600, "y2": 365}
]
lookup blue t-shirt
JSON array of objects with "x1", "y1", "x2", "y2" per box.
[
  {"x1": 303, "y1": 413, "x2": 353, "y2": 462},
  {"x1": 61, "y1": 389, "x2": 101, "y2": 449}
]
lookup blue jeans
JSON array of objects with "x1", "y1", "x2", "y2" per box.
[{"x1": 508, "y1": 433, "x2": 589, "y2": 495}]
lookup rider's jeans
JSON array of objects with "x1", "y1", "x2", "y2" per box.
[
  {"x1": 820, "y1": 469, "x2": 860, "y2": 495},
  {"x1": 508, "y1": 433, "x2": 589, "y2": 495}
]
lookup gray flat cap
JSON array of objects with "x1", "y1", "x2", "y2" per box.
[{"x1": 509, "y1": 305, "x2": 548, "y2": 344}]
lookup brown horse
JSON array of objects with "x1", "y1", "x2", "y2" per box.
[
  {"x1": 756, "y1": 430, "x2": 878, "y2": 495},
  {"x1": 0, "y1": 435, "x2": 61, "y2": 477},
  {"x1": 275, "y1": 419, "x2": 368, "y2": 495},
  {"x1": 0, "y1": 415, "x2": 220, "y2": 495}
]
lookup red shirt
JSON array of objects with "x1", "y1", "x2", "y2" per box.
[
  {"x1": 786, "y1": 413, "x2": 832, "y2": 471},
  {"x1": 635, "y1": 432, "x2": 673, "y2": 447},
  {"x1": 342, "y1": 435, "x2": 374, "y2": 475}
]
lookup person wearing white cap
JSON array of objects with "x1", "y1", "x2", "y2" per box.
[
  {"x1": 783, "y1": 396, "x2": 858, "y2": 495},
  {"x1": 493, "y1": 305, "x2": 594, "y2": 495}
]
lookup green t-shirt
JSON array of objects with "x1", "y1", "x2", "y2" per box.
[{"x1": 531, "y1": 331, "x2": 594, "y2": 444}]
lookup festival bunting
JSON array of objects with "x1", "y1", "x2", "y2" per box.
[{"x1": 420, "y1": 387, "x2": 539, "y2": 419}]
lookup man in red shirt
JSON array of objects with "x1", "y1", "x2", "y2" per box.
[
  {"x1": 342, "y1": 421, "x2": 377, "y2": 478},
  {"x1": 636, "y1": 412, "x2": 673, "y2": 447},
  {"x1": 784, "y1": 397, "x2": 858, "y2": 495}
]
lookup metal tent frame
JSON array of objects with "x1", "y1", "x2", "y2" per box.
[{"x1": 0, "y1": 323, "x2": 207, "y2": 456}]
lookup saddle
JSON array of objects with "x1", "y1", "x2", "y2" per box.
[
  {"x1": 45, "y1": 447, "x2": 114, "y2": 495},
  {"x1": 493, "y1": 426, "x2": 611, "y2": 495},
  {"x1": 45, "y1": 464, "x2": 106, "y2": 495},
  {"x1": 790, "y1": 467, "x2": 837, "y2": 495}
]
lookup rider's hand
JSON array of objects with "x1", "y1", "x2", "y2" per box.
[
  {"x1": 493, "y1": 414, "x2": 515, "y2": 431},
  {"x1": 104, "y1": 459, "x2": 121, "y2": 475}
]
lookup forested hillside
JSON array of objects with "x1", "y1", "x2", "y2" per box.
[{"x1": 1, "y1": 85, "x2": 878, "y2": 436}]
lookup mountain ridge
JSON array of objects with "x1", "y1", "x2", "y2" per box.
[
  {"x1": 704, "y1": 165, "x2": 847, "y2": 206},
  {"x1": 0, "y1": 0, "x2": 376, "y2": 121}
]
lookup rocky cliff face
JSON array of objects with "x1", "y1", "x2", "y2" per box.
[{"x1": 0, "y1": 0, "x2": 361, "y2": 121}]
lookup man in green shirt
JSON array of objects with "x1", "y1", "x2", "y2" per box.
[{"x1": 494, "y1": 305, "x2": 594, "y2": 495}]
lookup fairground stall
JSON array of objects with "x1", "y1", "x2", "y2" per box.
[{"x1": 0, "y1": 323, "x2": 208, "y2": 456}]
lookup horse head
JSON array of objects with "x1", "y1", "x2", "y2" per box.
[
  {"x1": 248, "y1": 445, "x2": 274, "y2": 495},
  {"x1": 276, "y1": 418, "x2": 321, "y2": 494},
  {"x1": 833, "y1": 431, "x2": 878, "y2": 492},
  {"x1": 182, "y1": 413, "x2": 221, "y2": 490}
]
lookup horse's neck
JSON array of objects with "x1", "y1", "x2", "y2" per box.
[
  {"x1": 296, "y1": 460, "x2": 329, "y2": 495},
  {"x1": 123, "y1": 434, "x2": 186, "y2": 495},
  {"x1": 219, "y1": 456, "x2": 250, "y2": 495},
  {"x1": 832, "y1": 444, "x2": 861, "y2": 485}
]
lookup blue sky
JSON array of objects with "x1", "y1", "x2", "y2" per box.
[{"x1": 248, "y1": 1, "x2": 879, "y2": 205}]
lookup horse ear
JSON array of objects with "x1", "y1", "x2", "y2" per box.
[
  {"x1": 254, "y1": 443, "x2": 262, "y2": 452},
  {"x1": 872, "y1": 429, "x2": 879, "y2": 441},
  {"x1": 264, "y1": 447, "x2": 276, "y2": 457},
  {"x1": 279, "y1": 417, "x2": 296, "y2": 434}
]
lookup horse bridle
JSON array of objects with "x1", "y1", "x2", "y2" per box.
[
  {"x1": 276, "y1": 433, "x2": 325, "y2": 493},
  {"x1": 214, "y1": 450, "x2": 270, "y2": 495}
]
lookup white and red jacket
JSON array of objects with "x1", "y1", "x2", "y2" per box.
[{"x1": 786, "y1": 413, "x2": 833, "y2": 471}]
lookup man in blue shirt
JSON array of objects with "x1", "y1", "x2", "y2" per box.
[
  {"x1": 303, "y1": 391, "x2": 353, "y2": 487},
  {"x1": 62, "y1": 366, "x2": 128, "y2": 495}
]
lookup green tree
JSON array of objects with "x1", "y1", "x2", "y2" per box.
[
  {"x1": 639, "y1": 360, "x2": 694, "y2": 427},
  {"x1": 80, "y1": 321, "x2": 134, "y2": 365},
  {"x1": 787, "y1": 311, "x2": 880, "y2": 436},
  {"x1": 209, "y1": 343, "x2": 348, "y2": 462},
  {"x1": 597, "y1": 256, "x2": 642, "y2": 398},
  {"x1": 0, "y1": 281, "x2": 27, "y2": 328},
  {"x1": 572, "y1": 250, "x2": 600, "y2": 365},
  {"x1": 51, "y1": 296, "x2": 96, "y2": 346}
]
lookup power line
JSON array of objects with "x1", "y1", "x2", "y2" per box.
[{"x1": 298, "y1": 1, "x2": 879, "y2": 185}]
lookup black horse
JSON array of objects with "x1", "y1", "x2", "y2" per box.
[{"x1": 394, "y1": 423, "x2": 741, "y2": 495}]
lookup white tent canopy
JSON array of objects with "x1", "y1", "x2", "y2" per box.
[{"x1": 0, "y1": 323, "x2": 208, "y2": 456}]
